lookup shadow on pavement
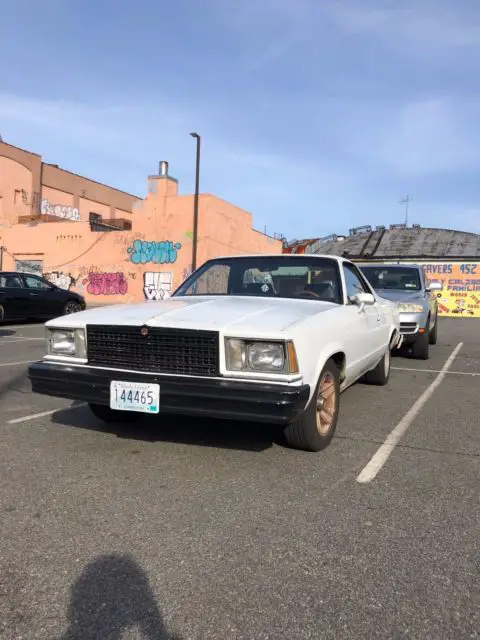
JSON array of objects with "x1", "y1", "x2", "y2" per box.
[
  {"x1": 0, "y1": 329, "x2": 16, "y2": 337},
  {"x1": 60, "y1": 553, "x2": 182, "y2": 640},
  {"x1": 51, "y1": 404, "x2": 278, "y2": 452}
]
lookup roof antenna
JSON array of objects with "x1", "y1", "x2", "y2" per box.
[{"x1": 399, "y1": 194, "x2": 412, "y2": 227}]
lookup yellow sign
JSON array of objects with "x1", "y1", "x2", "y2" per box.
[{"x1": 418, "y1": 261, "x2": 480, "y2": 318}]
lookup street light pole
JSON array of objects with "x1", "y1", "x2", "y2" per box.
[{"x1": 190, "y1": 132, "x2": 201, "y2": 271}]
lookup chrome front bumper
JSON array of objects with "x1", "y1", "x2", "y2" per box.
[{"x1": 399, "y1": 311, "x2": 426, "y2": 335}]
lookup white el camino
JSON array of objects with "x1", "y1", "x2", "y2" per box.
[{"x1": 29, "y1": 254, "x2": 401, "y2": 452}]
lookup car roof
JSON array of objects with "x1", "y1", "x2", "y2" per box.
[
  {"x1": 205, "y1": 253, "x2": 348, "y2": 262},
  {"x1": 0, "y1": 271, "x2": 40, "y2": 276},
  {"x1": 358, "y1": 263, "x2": 421, "y2": 269}
]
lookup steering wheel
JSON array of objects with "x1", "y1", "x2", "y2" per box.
[{"x1": 297, "y1": 289, "x2": 322, "y2": 300}]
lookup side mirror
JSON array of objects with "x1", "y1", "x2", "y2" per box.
[
  {"x1": 427, "y1": 282, "x2": 442, "y2": 292},
  {"x1": 352, "y1": 292, "x2": 375, "y2": 306}
]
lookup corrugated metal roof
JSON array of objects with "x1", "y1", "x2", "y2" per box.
[{"x1": 288, "y1": 228, "x2": 480, "y2": 259}]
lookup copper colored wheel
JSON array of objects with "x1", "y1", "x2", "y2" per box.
[{"x1": 316, "y1": 371, "x2": 337, "y2": 435}]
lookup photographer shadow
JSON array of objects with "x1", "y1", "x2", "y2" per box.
[{"x1": 60, "y1": 553, "x2": 182, "y2": 640}]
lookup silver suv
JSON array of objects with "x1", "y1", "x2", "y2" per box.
[{"x1": 358, "y1": 263, "x2": 442, "y2": 360}]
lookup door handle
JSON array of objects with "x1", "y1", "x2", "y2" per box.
[{"x1": 29, "y1": 292, "x2": 40, "y2": 296}]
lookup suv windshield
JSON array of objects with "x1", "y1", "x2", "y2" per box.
[
  {"x1": 174, "y1": 256, "x2": 343, "y2": 304},
  {"x1": 360, "y1": 266, "x2": 421, "y2": 291}
]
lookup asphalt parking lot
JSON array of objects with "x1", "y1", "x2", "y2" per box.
[{"x1": 0, "y1": 319, "x2": 479, "y2": 640}]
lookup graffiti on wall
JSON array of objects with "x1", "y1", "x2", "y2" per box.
[
  {"x1": 45, "y1": 271, "x2": 76, "y2": 290},
  {"x1": 41, "y1": 199, "x2": 80, "y2": 221},
  {"x1": 127, "y1": 240, "x2": 181, "y2": 265},
  {"x1": 83, "y1": 272, "x2": 128, "y2": 296},
  {"x1": 143, "y1": 272, "x2": 172, "y2": 300},
  {"x1": 114, "y1": 232, "x2": 146, "y2": 247},
  {"x1": 182, "y1": 265, "x2": 193, "y2": 281}
]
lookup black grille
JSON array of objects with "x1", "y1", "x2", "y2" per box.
[
  {"x1": 400, "y1": 322, "x2": 418, "y2": 334},
  {"x1": 86, "y1": 325, "x2": 219, "y2": 376}
]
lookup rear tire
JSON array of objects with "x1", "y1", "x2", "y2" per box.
[
  {"x1": 88, "y1": 403, "x2": 138, "y2": 423},
  {"x1": 411, "y1": 325, "x2": 430, "y2": 360},
  {"x1": 0, "y1": 304, "x2": 4, "y2": 324},
  {"x1": 363, "y1": 347, "x2": 391, "y2": 386},
  {"x1": 64, "y1": 300, "x2": 82, "y2": 315},
  {"x1": 429, "y1": 315, "x2": 438, "y2": 345},
  {"x1": 283, "y1": 358, "x2": 340, "y2": 452}
]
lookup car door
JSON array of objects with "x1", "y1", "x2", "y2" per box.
[
  {"x1": 22, "y1": 274, "x2": 66, "y2": 319},
  {"x1": 342, "y1": 263, "x2": 383, "y2": 375},
  {"x1": 0, "y1": 274, "x2": 31, "y2": 320}
]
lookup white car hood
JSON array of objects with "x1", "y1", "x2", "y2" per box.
[{"x1": 50, "y1": 295, "x2": 337, "y2": 334}]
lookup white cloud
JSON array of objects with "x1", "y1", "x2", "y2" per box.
[
  {"x1": 325, "y1": 1, "x2": 480, "y2": 50},
  {"x1": 211, "y1": 0, "x2": 480, "y2": 69},
  {"x1": 373, "y1": 97, "x2": 480, "y2": 176}
]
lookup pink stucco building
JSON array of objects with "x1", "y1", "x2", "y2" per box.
[{"x1": 0, "y1": 139, "x2": 282, "y2": 303}]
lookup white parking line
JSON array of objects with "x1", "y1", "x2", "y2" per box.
[
  {"x1": 7, "y1": 403, "x2": 86, "y2": 424},
  {"x1": 357, "y1": 342, "x2": 463, "y2": 484},
  {"x1": 0, "y1": 360, "x2": 34, "y2": 367},
  {"x1": 392, "y1": 366, "x2": 480, "y2": 377}
]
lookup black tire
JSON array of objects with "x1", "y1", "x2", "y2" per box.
[
  {"x1": 363, "y1": 346, "x2": 391, "y2": 386},
  {"x1": 64, "y1": 300, "x2": 82, "y2": 315},
  {"x1": 88, "y1": 403, "x2": 138, "y2": 423},
  {"x1": 0, "y1": 304, "x2": 4, "y2": 324},
  {"x1": 429, "y1": 315, "x2": 438, "y2": 345},
  {"x1": 283, "y1": 358, "x2": 340, "y2": 452},
  {"x1": 411, "y1": 325, "x2": 430, "y2": 360}
]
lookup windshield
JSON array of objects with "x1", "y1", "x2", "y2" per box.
[
  {"x1": 174, "y1": 256, "x2": 343, "y2": 304},
  {"x1": 360, "y1": 266, "x2": 421, "y2": 291}
]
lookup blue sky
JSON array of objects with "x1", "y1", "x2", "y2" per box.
[{"x1": 1, "y1": 0, "x2": 480, "y2": 239}]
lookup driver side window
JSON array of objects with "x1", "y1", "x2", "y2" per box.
[
  {"x1": 343, "y1": 264, "x2": 367, "y2": 301},
  {"x1": 24, "y1": 275, "x2": 51, "y2": 290}
]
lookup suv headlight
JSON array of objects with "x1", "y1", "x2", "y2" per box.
[
  {"x1": 47, "y1": 328, "x2": 86, "y2": 358},
  {"x1": 225, "y1": 338, "x2": 299, "y2": 374},
  {"x1": 398, "y1": 303, "x2": 424, "y2": 313}
]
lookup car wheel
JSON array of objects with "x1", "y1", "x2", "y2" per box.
[
  {"x1": 283, "y1": 358, "x2": 340, "y2": 452},
  {"x1": 363, "y1": 346, "x2": 391, "y2": 386},
  {"x1": 0, "y1": 304, "x2": 4, "y2": 324},
  {"x1": 64, "y1": 300, "x2": 82, "y2": 315},
  {"x1": 88, "y1": 403, "x2": 138, "y2": 423},
  {"x1": 429, "y1": 315, "x2": 438, "y2": 345},
  {"x1": 411, "y1": 325, "x2": 430, "y2": 360}
]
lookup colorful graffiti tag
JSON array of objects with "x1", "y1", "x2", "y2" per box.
[
  {"x1": 127, "y1": 240, "x2": 181, "y2": 265},
  {"x1": 143, "y1": 272, "x2": 173, "y2": 300},
  {"x1": 83, "y1": 272, "x2": 128, "y2": 296}
]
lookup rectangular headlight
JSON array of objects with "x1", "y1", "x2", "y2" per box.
[
  {"x1": 225, "y1": 338, "x2": 298, "y2": 374},
  {"x1": 398, "y1": 303, "x2": 424, "y2": 313},
  {"x1": 47, "y1": 328, "x2": 86, "y2": 358}
]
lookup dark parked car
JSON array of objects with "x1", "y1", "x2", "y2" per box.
[{"x1": 0, "y1": 272, "x2": 86, "y2": 323}]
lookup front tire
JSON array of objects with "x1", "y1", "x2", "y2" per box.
[
  {"x1": 363, "y1": 346, "x2": 391, "y2": 386},
  {"x1": 411, "y1": 325, "x2": 430, "y2": 360},
  {"x1": 283, "y1": 358, "x2": 340, "y2": 452},
  {"x1": 88, "y1": 403, "x2": 138, "y2": 423}
]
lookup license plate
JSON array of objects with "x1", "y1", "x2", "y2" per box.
[{"x1": 110, "y1": 381, "x2": 160, "y2": 414}]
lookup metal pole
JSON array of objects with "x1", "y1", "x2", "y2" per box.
[{"x1": 190, "y1": 133, "x2": 201, "y2": 271}]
